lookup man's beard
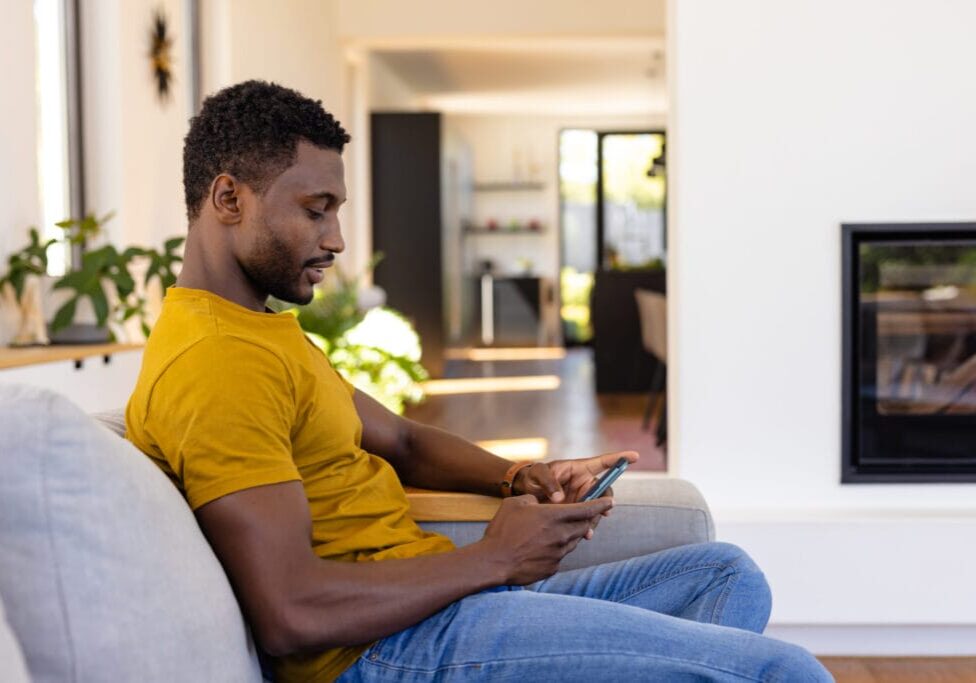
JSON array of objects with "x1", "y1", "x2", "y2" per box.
[{"x1": 240, "y1": 224, "x2": 313, "y2": 305}]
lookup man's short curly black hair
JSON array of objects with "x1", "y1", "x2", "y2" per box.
[{"x1": 182, "y1": 80, "x2": 350, "y2": 220}]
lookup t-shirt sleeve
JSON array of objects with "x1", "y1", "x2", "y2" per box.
[
  {"x1": 338, "y1": 372, "x2": 356, "y2": 397},
  {"x1": 144, "y1": 335, "x2": 301, "y2": 510}
]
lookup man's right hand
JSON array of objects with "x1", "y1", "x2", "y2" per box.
[{"x1": 478, "y1": 494, "x2": 614, "y2": 585}]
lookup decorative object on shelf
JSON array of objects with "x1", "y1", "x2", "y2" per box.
[
  {"x1": 271, "y1": 254, "x2": 428, "y2": 415},
  {"x1": 149, "y1": 7, "x2": 173, "y2": 102},
  {"x1": 464, "y1": 224, "x2": 545, "y2": 235},
  {"x1": 0, "y1": 227, "x2": 57, "y2": 346}
]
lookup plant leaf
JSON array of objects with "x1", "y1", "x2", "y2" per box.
[
  {"x1": 89, "y1": 288, "x2": 110, "y2": 326},
  {"x1": 51, "y1": 298, "x2": 78, "y2": 332}
]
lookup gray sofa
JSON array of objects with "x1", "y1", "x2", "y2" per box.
[{"x1": 0, "y1": 383, "x2": 714, "y2": 682}]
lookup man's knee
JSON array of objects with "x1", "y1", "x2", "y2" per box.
[
  {"x1": 714, "y1": 543, "x2": 771, "y2": 598},
  {"x1": 708, "y1": 542, "x2": 773, "y2": 629}
]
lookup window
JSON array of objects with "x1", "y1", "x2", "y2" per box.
[{"x1": 33, "y1": 0, "x2": 82, "y2": 276}]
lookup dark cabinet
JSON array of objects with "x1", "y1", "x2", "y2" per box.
[{"x1": 370, "y1": 112, "x2": 445, "y2": 377}]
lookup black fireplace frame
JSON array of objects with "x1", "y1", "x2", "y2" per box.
[{"x1": 842, "y1": 222, "x2": 976, "y2": 483}]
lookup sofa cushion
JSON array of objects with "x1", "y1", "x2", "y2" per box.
[
  {"x1": 0, "y1": 593, "x2": 30, "y2": 683},
  {"x1": 0, "y1": 384, "x2": 261, "y2": 682}
]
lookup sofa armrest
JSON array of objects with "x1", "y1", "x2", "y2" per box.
[
  {"x1": 93, "y1": 410, "x2": 714, "y2": 570},
  {"x1": 419, "y1": 476, "x2": 715, "y2": 571}
]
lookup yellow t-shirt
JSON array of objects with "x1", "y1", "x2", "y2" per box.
[{"x1": 126, "y1": 287, "x2": 455, "y2": 682}]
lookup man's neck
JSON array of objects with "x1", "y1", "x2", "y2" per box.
[{"x1": 176, "y1": 225, "x2": 268, "y2": 312}]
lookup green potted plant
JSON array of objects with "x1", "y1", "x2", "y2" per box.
[{"x1": 48, "y1": 212, "x2": 184, "y2": 344}]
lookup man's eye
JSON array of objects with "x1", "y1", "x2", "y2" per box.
[{"x1": 306, "y1": 209, "x2": 324, "y2": 219}]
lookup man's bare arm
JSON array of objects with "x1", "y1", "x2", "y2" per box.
[
  {"x1": 353, "y1": 389, "x2": 521, "y2": 496},
  {"x1": 195, "y1": 480, "x2": 611, "y2": 657}
]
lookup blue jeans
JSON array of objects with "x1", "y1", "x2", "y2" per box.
[{"x1": 337, "y1": 542, "x2": 833, "y2": 682}]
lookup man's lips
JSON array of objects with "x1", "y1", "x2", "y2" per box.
[
  {"x1": 305, "y1": 254, "x2": 335, "y2": 269},
  {"x1": 304, "y1": 256, "x2": 334, "y2": 284}
]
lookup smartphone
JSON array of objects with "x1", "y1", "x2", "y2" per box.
[{"x1": 580, "y1": 457, "x2": 630, "y2": 501}]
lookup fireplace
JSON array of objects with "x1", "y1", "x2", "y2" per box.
[{"x1": 842, "y1": 223, "x2": 976, "y2": 482}]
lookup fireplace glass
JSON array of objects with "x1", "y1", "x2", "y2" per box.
[{"x1": 843, "y1": 224, "x2": 976, "y2": 482}]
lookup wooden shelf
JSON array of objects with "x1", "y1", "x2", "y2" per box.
[
  {"x1": 0, "y1": 343, "x2": 143, "y2": 371},
  {"x1": 473, "y1": 181, "x2": 545, "y2": 192},
  {"x1": 464, "y1": 228, "x2": 545, "y2": 235}
]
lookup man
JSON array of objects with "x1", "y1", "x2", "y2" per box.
[{"x1": 126, "y1": 81, "x2": 831, "y2": 682}]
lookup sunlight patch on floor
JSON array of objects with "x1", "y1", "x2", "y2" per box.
[
  {"x1": 475, "y1": 438, "x2": 548, "y2": 461},
  {"x1": 444, "y1": 347, "x2": 568, "y2": 361},
  {"x1": 422, "y1": 375, "x2": 561, "y2": 395}
]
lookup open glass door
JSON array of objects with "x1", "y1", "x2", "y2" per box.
[
  {"x1": 598, "y1": 132, "x2": 667, "y2": 270},
  {"x1": 558, "y1": 130, "x2": 667, "y2": 345}
]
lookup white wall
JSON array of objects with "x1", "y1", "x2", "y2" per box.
[
  {"x1": 0, "y1": 2, "x2": 41, "y2": 269},
  {"x1": 83, "y1": 0, "x2": 191, "y2": 252},
  {"x1": 670, "y1": 0, "x2": 976, "y2": 512},
  {"x1": 202, "y1": 0, "x2": 343, "y2": 114},
  {"x1": 670, "y1": 0, "x2": 976, "y2": 652}
]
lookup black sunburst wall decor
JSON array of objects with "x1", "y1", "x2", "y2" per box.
[{"x1": 149, "y1": 8, "x2": 173, "y2": 102}]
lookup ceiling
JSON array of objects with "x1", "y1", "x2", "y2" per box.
[{"x1": 371, "y1": 39, "x2": 667, "y2": 116}]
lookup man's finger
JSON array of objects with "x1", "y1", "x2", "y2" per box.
[
  {"x1": 549, "y1": 498, "x2": 613, "y2": 521},
  {"x1": 591, "y1": 450, "x2": 640, "y2": 472},
  {"x1": 529, "y1": 463, "x2": 565, "y2": 502}
]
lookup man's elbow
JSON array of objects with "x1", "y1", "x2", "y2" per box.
[
  {"x1": 251, "y1": 604, "x2": 297, "y2": 657},
  {"x1": 253, "y1": 604, "x2": 345, "y2": 657}
]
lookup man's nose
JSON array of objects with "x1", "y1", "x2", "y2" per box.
[{"x1": 322, "y1": 221, "x2": 345, "y2": 254}]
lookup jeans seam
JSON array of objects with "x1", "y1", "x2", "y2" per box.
[
  {"x1": 611, "y1": 562, "x2": 730, "y2": 604},
  {"x1": 359, "y1": 651, "x2": 766, "y2": 682},
  {"x1": 709, "y1": 571, "x2": 738, "y2": 624}
]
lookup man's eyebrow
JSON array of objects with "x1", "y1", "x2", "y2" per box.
[{"x1": 305, "y1": 191, "x2": 347, "y2": 203}]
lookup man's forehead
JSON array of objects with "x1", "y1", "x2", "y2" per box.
[{"x1": 276, "y1": 143, "x2": 346, "y2": 197}]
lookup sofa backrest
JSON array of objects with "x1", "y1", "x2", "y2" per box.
[{"x1": 0, "y1": 384, "x2": 261, "y2": 682}]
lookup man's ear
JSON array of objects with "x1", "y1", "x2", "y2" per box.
[{"x1": 210, "y1": 173, "x2": 243, "y2": 225}]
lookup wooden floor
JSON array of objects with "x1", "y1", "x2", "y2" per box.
[
  {"x1": 820, "y1": 657, "x2": 976, "y2": 682},
  {"x1": 407, "y1": 348, "x2": 667, "y2": 470}
]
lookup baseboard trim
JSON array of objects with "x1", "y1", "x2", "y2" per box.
[{"x1": 766, "y1": 624, "x2": 976, "y2": 656}]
